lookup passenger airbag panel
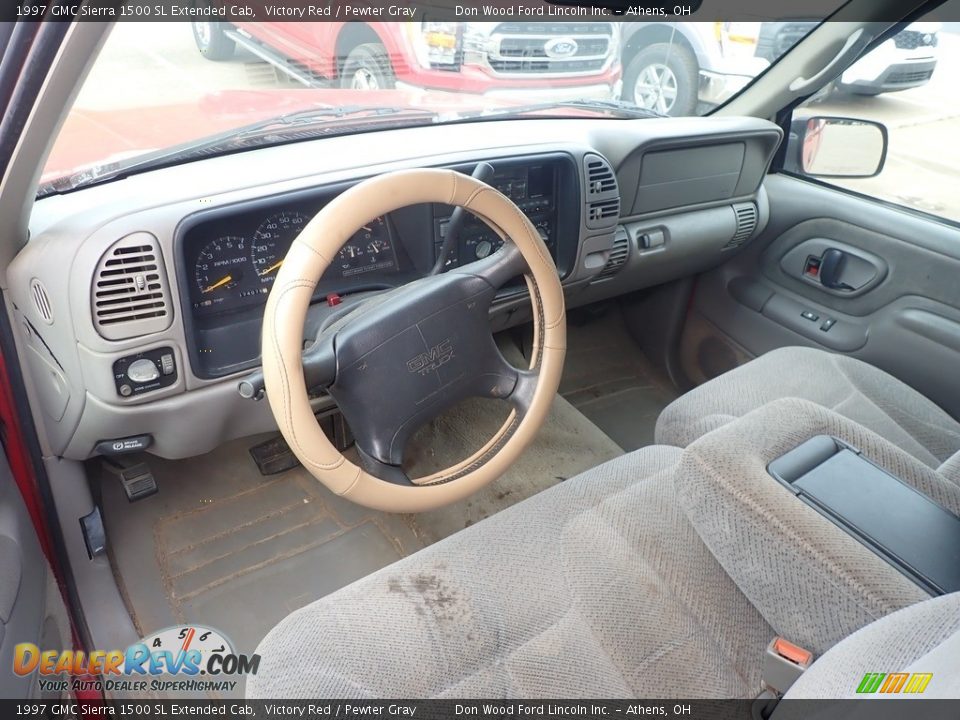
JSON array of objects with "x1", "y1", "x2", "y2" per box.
[{"x1": 633, "y1": 143, "x2": 745, "y2": 214}]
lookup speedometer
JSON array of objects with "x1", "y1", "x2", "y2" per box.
[{"x1": 251, "y1": 210, "x2": 310, "y2": 284}]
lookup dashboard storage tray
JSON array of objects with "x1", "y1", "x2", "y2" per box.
[{"x1": 768, "y1": 435, "x2": 960, "y2": 595}]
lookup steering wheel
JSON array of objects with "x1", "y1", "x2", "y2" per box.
[{"x1": 259, "y1": 168, "x2": 566, "y2": 513}]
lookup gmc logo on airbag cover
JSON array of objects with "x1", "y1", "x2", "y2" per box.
[{"x1": 407, "y1": 339, "x2": 454, "y2": 375}]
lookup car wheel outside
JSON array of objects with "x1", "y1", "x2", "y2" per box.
[
  {"x1": 192, "y1": 21, "x2": 236, "y2": 61},
  {"x1": 623, "y1": 43, "x2": 698, "y2": 116},
  {"x1": 340, "y1": 43, "x2": 395, "y2": 91}
]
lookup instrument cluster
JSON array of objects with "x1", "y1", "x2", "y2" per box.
[
  {"x1": 177, "y1": 156, "x2": 574, "y2": 379},
  {"x1": 186, "y1": 207, "x2": 398, "y2": 318}
]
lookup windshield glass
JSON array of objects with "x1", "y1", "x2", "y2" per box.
[{"x1": 44, "y1": 18, "x2": 835, "y2": 190}]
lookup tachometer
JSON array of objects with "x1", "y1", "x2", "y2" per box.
[
  {"x1": 251, "y1": 210, "x2": 310, "y2": 283},
  {"x1": 194, "y1": 236, "x2": 249, "y2": 309}
]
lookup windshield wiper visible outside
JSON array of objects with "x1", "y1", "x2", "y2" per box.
[
  {"x1": 457, "y1": 98, "x2": 665, "y2": 121},
  {"x1": 37, "y1": 105, "x2": 440, "y2": 197},
  {"x1": 37, "y1": 98, "x2": 658, "y2": 197}
]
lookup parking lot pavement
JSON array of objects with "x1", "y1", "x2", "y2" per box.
[{"x1": 75, "y1": 23, "x2": 960, "y2": 222}]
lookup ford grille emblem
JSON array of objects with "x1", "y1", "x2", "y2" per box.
[{"x1": 544, "y1": 38, "x2": 579, "y2": 59}]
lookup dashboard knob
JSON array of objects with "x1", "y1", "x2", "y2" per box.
[{"x1": 127, "y1": 358, "x2": 160, "y2": 384}]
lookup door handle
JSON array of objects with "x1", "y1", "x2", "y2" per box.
[{"x1": 819, "y1": 248, "x2": 854, "y2": 291}]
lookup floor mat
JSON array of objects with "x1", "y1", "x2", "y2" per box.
[
  {"x1": 405, "y1": 392, "x2": 622, "y2": 543},
  {"x1": 96, "y1": 437, "x2": 425, "y2": 655},
  {"x1": 95, "y1": 353, "x2": 621, "y2": 696},
  {"x1": 559, "y1": 308, "x2": 680, "y2": 451}
]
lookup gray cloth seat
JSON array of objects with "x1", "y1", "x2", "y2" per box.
[
  {"x1": 656, "y1": 347, "x2": 960, "y2": 475},
  {"x1": 247, "y1": 446, "x2": 778, "y2": 698},
  {"x1": 248, "y1": 440, "x2": 960, "y2": 700}
]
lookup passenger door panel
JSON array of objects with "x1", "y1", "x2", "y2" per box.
[{"x1": 689, "y1": 173, "x2": 960, "y2": 419}]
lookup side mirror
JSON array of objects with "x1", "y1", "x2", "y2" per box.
[{"x1": 790, "y1": 116, "x2": 888, "y2": 178}]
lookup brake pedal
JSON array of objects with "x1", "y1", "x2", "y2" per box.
[
  {"x1": 102, "y1": 457, "x2": 158, "y2": 502},
  {"x1": 249, "y1": 409, "x2": 354, "y2": 476},
  {"x1": 249, "y1": 435, "x2": 301, "y2": 476}
]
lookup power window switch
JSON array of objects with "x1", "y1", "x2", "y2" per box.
[
  {"x1": 820, "y1": 318, "x2": 837, "y2": 332},
  {"x1": 801, "y1": 310, "x2": 820, "y2": 322},
  {"x1": 160, "y1": 353, "x2": 175, "y2": 376}
]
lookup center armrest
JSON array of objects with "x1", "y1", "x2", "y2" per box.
[{"x1": 676, "y1": 397, "x2": 960, "y2": 654}]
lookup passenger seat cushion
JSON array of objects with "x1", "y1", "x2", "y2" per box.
[
  {"x1": 248, "y1": 446, "x2": 775, "y2": 699},
  {"x1": 676, "y1": 398, "x2": 960, "y2": 655},
  {"x1": 782, "y1": 592, "x2": 960, "y2": 700},
  {"x1": 657, "y1": 347, "x2": 960, "y2": 470}
]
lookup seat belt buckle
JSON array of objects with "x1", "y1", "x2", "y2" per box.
[{"x1": 761, "y1": 636, "x2": 814, "y2": 697}]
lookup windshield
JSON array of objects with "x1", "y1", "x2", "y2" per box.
[{"x1": 44, "y1": 18, "x2": 833, "y2": 190}]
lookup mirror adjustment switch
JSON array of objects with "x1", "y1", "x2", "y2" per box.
[
  {"x1": 113, "y1": 346, "x2": 177, "y2": 397},
  {"x1": 127, "y1": 358, "x2": 160, "y2": 383}
]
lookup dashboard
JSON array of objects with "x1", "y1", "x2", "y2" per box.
[
  {"x1": 13, "y1": 116, "x2": 781, "y2": 461},
  {"x1": 177, "y1": 155, "x2": 579, "y2": 378}
]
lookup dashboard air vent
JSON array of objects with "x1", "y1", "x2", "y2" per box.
[
  {"x1": 92, "y1": 233, "x2": 172, "y2": 341},
  {"x1": 585, "y1": 156, "x2": 617, "y2": 195},
  {"x1": 588, "y1": 199, "x2": 620, "y2": 223},
  {"x1": 582, "y1": 152, "x2": 620, "y2": 231},
  {"x1": 595, "y1": 226, "x2": 630, "y2": 281},
  {"x1": 30, "y1": 279, "x2": 53, "y2": 324},
  {"x1": 724, "y1": 203, "x2": 759, "y2": 250}
]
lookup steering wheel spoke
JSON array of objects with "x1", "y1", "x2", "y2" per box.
[
  {"x1": 301, "y1": 332, "x2": 337, "y2": 393},
  {"x1": 503, "y1": 367, "x2": 539, "y2": 416},
  {"x1": 451, "y1": 240, "x2": 526, "y2": 293},
  {"x1": 355, "y1": 445, "x2": 414, "y2": 487}
]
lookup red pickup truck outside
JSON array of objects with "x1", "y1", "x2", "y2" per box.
[{"x1": 192, "y1": 20, "x2": 622, "y2": 99}]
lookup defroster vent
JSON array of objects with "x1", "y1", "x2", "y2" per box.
[
  {"x1": 92, "y1": 233, "x2": 172, "y2": 341},
  {"x1": 30, "y1": 279, "x2": 53, "y2": 324}
]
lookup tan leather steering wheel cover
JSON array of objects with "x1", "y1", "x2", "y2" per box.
[{"x1": 261, "y1": 168, "x2": 566, "y2": 513}]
